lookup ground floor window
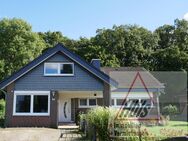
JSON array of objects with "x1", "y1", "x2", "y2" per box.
[
  {"x1": 13, "y1": 91, "x2": 50, "y2": 116},
  {"x1": 16, "y1": 95, "x2": 31, "y2": 113},
  {"x1": 79, "y1": 98, "x2": 97, "y2": 108},
  {"x1": 111, "y1": 98, "x2": 153, "y2": 108}
]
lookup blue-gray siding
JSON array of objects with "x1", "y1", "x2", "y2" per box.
[{"x1": 14, "y1": 52, "x2": 104, "y2": 91}]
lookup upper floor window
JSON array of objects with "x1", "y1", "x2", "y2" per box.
[{"x1": 44, "y1": 63, "x2": 74, "y2": 76}]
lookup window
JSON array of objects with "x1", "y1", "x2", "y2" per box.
[
  {"x1": 89, "y1": 99, "x2": 96, "y2": 106},
  {"x1": 33, "y1": 95, "x2": 48, "y2": 113},
  {"x1": 60, "y1": 64, "x2": 73, "y2": 74},
  {"x1": 111, "y1": 98, "x2": 153, "y2": 108},
  {"x1": 16, "y1": 95, "x2": 31, "y2": 113},
  {"x1": 79, "y1": 99, "x2": 87, "y2": 106},
  {"x1": 111, "y1": 99, "x2": 115, "y2": 105},
  {"x1": 79, "y1": 98, "x2": 97, "y2": 108},
  {"x1": 128, "y1": 99, "x2": 140, "y2": 107},
  {"x1": 141, "y1": 99, "x2": 152, "y2": 107},
  {"x1": 44, "y1": 63, "x2": 58, "y2": 74},
  {"x1": 44, "y1": 63, "x2": 74, "y2": 76},
  {"x1": 13, "y1": 91, "x2": 50, "y2": 116},
  {"x1": 116, "y1": 99, "x2": 125, "y2": 106}
]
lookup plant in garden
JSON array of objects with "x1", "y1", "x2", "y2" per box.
[
  {"x1": 162, "y1": 104, "x2": 178, "y2": 119},
  {"x1": 0, "y1": 99, "x2": 5, "y2": 127},
  {"x1": 160, "y1": 128, "x2": 185, "y2": 137},
  {"x1": 0, "y1": 99, "x2": 5, "y2": 119},
  {"x1": 84, "y1": 107, "x2": 112, "y2": 141}
]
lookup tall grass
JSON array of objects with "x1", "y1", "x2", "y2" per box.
[{"x1": 85, "y1": 107, "x2": 112, "y2": 140}]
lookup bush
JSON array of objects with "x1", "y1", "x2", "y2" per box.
[
  {"x1": 83, "y1": 107, "x2": 140, "y2": 141},
  {"x1": 162, "y1": 104, "x2": 178, "y2": 118},
  {"x1": 0, "y1": 99, "x2": 5, "y2": 119},
  {"x1": 82, "y1": 107, "x2": 166, "y2": 141},
  {"x1": 85, "y1": 107, "x2": 112, "y2": 141},
  {"x1": 0, "y1": 99, "x2": 5, "y2": 127}
]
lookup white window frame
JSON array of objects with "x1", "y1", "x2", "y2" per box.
[
  {"x1": 44, "y1": 62, "x2": 74, "y2": 76},
  {"x1": 79, "y1": 98, "x2": 97, "y2": 108},
  {"x1": 13, "y1": 91, "x2": 50, "y2": 116},
  {"x1": 111, "y1": 98, "x2": 153, "y2": 108}
]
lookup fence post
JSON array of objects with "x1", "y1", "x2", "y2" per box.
[{"x1": 92, "y1": 125, "x2": 97, "y2": 141}]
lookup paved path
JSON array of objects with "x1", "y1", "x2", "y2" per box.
[{"x1": 58, "y1": 129, "x2": 84, "y2": 141}]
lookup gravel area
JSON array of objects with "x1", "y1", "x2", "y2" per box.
[{"x1": 0, "y1": 128, "x2": 61, "y2": 141}]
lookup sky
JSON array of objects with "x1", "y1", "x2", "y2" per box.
[{"x1": 0, "y1": 0, "x2": 188, "y2": 39}]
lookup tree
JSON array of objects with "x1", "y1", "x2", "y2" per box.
[
  {"x1": 38, "y1": 31, "x2": 78, "y2": 53},
  {"x1": 92, "y1": 25, "x2": 158, "y2": 69},
  {"x1": 154, "y1": 19, "x2": 188, "y2": 71},
  {"x1": 0, "y1": 18, "x2": 45, "y2": 80}
]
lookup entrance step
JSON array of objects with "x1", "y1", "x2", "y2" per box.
[
  {"x1": 58, "y1": 122, "x2": 79, "y2": 129},
  {"x1": 59, "y1": 129, "x2": 84, "y2": 141}
]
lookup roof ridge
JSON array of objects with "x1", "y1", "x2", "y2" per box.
[{"x1": 0, "y1": 43, "x2": 117, "y2": 89}]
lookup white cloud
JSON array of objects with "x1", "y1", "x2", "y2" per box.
[{"x1": 183, "y1": 13, "x2": 188, "y2": 21}]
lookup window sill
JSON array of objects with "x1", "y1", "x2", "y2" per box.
[
  {"x1": 79, "y1": 105, "x2": 97, "y2": 108},
  {"x1": 44, "y1": 74, "x2": 74, "y2": 76},
  {"x1": 111, "y1": 106, "x2": 154, "y2": 108},
  {"x1": 13, "y1": 113, "x2": 50, "y2": 116}
]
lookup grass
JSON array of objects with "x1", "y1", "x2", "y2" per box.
[{"x1": 143, "y1": 121, "x2": 188, "y2": 137}]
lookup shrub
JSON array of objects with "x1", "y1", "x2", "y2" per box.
[
  {"x1": 85, "y1": 107, "x2": 112, "y2": 141},
  {"x1": 0, "y1": 99, "x2": 5, "y2": 119},
  {"x1": 82, "y1": 107, "x2": 164, "y2": 141},
  {"x1": 162, "y1": 104, "x2": 178, "y2": 118},
  {"x1": 0, "y1": 99, "x2": 5, "y2": 127}
]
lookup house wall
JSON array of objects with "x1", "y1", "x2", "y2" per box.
[
  {"x1": 5, "y1": 83, "x2": 58, "y2": 127},
  {"x1": 5, "y1": 52, "x2": 107, "y2": 127},
  {"x1": 72, "y1": 98, "x2": 104, "y2": 122},
  {"x1": 14, "y1": 52, "x2": 104, "y2": 91}
]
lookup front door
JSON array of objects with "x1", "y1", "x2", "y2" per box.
[{"x1": 59, "y1": 98, "x2": 71, "y2": 122}]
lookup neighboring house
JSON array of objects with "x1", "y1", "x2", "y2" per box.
[
  {"x1": 0, "y1": 44, "x2": 164, "y2": 128},
  {"x1": 102, "y1": 67, "x2": 164, "y2": 120}
]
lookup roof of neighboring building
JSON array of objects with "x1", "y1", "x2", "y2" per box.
[
  {"x1": 101, "y1": 67, "x2": 164, "y2": 89},
  {"x1": 0, "y1": 44, "x2": 117, "y2": 89}
]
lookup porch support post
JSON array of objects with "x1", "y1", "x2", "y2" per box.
[
  {"x1": 103, "y1": 82, "x2": 111, "y2": 107},
  {"x1": 156, "y1": 89, "x2": 161, "y2": 124}
]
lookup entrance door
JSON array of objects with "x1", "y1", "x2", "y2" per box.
[{"x1": 59, "y1": 98, "x2": 71, "y2": 122}]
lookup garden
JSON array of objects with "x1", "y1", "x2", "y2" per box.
[{"x1": 78, "y1": 106, "x2": 188, "y2": 141}]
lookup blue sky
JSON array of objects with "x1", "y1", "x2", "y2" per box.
[{"x1": 0, "y1": 0, "x2": 188, "y2": 39}]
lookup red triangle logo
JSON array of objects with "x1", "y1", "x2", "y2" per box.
[{"x1": 114, "y1": 71, "x2": 155, "y2": 120}]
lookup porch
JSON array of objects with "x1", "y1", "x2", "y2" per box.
[{"x1": 57, "y1": 91, "x2": 104, "y2": 124}]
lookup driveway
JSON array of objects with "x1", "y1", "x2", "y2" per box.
[{"x1": 0, "y1": 128, "x2": 61, "y2": 141}]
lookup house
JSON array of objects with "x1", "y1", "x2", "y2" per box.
[{"x1": 0, "y1": 44, "x2": 164, "y2": 128}]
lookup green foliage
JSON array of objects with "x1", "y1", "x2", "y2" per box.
[
  {"x1": 0, "y1": 99, "x2": 5, "y2": 127},
  {"x1": 162, "y1": 104, "x2": 178, "y2": 116},
  {"x1": 160, "y1": 128, "x2": 185, "y2": 137},
  {"x1": 0, "y1": 18, "x2": 46, "y2": 80},
  {"x1": 84, "y1": 107, "x2": 112, "y2": 141},
  {"x1": 92, "y1": 25, "x2": 158, "y2": 69},
  {"x1": 0, "y1": 99, "x2": 5, "y2": 118},
  {"x1": 0, "y1": 18, "x2": 187, "y2": 82}
]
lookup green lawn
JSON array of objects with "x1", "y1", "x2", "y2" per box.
[{"x1": 143, "y1": 121, "x2": 188, "y2": 137}]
